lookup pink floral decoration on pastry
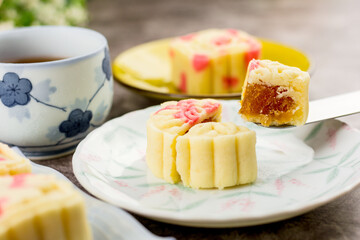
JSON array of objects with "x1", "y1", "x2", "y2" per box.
[{"x1": 192, "y1": 54, "x2": 210, "y2": 72}]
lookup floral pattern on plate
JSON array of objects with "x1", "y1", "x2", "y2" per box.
[{"x1": 73, "y1": 100, "x2": 360, "y2": 227}]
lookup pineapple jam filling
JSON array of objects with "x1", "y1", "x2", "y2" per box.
[{"x1": 240, "y1": 82, "x2": 296, "y2": 126}]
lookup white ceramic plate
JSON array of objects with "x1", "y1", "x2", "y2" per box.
[
  {"x1": 72, "y1": 100, "x2": 360, "y2": 228},
  {"x1": 26, "y1": 160, "x2": 173, "y2": 239}
]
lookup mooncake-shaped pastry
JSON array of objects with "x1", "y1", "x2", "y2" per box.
[
  {"x1": 0, "y1": 143, "x2": 31, "y2": 176},
  {"x1": 169, "y1": 29, "x2": 262, "y2": 94},
  {"x1": 240, "y1": 59, "x2": 310, "y2": 126},
  {"x1": 146, "y1": 99, "x2": 222, "y2": 183},
  {"x1": 176, "y1": 122, "x2": 257, "y2": 189},
  {"x1": 0, "y1": 174, "x2": 92, "y2": 240}
]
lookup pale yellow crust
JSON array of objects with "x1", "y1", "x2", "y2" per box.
[
  {"x1": 170, "y1": 29, "x2": 261, "y2": 94},
  {"x1": 0, "y1": 174, "x2": 92, "y2": 240},
  {"x1": 176, "y1": 122, "x2": 257, "y2": 189},
  {"x1": 0, "y1": 143, "x2": 31, "y2": 176}
]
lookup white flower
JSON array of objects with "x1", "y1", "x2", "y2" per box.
[
  {"x1": 35, "y1": 3, "x2": 67, "y2": 25},
  {"x1": 0, "y1": 0, "x2": 88, "y2": 27},
  {"x1": 65, "y1": 6, "x2": 88, "y2": 26},
  {"x1": 0, "y1": 21, "x2": 14, "y2": 31},
  {"x1": 17, "y1": 0, "x2": 39, "y2": 8},
  {"x1": 4, "y1": 9, "x2": 17, "y2": 19},
  {"x1": 51, "y1": 0, "x2": 67, "y2": 9}
]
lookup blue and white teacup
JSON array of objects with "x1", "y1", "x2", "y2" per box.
[{"x1": 0, "y1": 26, "x2": 113, "y2": 159}]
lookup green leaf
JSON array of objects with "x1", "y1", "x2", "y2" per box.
[
  {"x1": 113, "y1": 175, "x2": 145, "y2": 179},
  {"x1": 104, "y1": 125, "x2": 145, "y2": 143},
  {"x1": 153, "y1": 207, "x2": 179, "y2": 212},
  {"x1": 136, "y1": 183, "x2": 168, "y2": 188},
  {"x1": 15, "y1": 10, "x2": 34, "y2": 27},
  {"x1": 304, "y1": 167, "x2": 333, "y2": 174},
  {"x1": 182, "y1": 198, "x2": 208, "y2": 211},
  {"x1": 124, "y1": 165, "x2": 142, "y2": 171},
  {"x1": 319, "y1": 170, "x2": 359, "y2": 197},
  {"x1": 66, "y1": 0, "x2": 87, "y2": 7},
  {"x1": 137, "y1": 182, "x2": 197, "y2": 193},
  {"x1": 0, "y1": 0, "x2": 17, "y2": 10},
  {"x1": 304, "y1": 122, "x2": 324, "y2": 142},
  {"x1": 261, "y1": 129, "x2": 293, "y2": 136},
  {"x1": 219, "y1": 191, "x2": 249, "y2": 199},
  {"x1": 162, "y1": 196, "x2": 178, "y2": 209},
  {"x1": 339, "y1": 171, "x2": 357, "y2": 186},
  {"x1": 311, "y1": 186, "x2": 336, "y2": 200},
  {"x1": 253, "y1": 191, "x2": 278, "y2": 197},
  {"x1": 119, "y1": 125, "x2": 146, "y2": 138},
  {"x1": 326, "y1": 168, "x2": 339, "y2": 183},
  {"x1": 113, "y1": 161, "x2": 142, "y2": 172},
  {"x1": 348, "y1": 159, "x2": 360, "y2": 168},
  {"x1": 314, "y1": 153, "x2": 340, "y2": 160},
  {"x1": 174, "y1": 183, "x2": 196, "y2": 193},
  {"x1": 337, "y1": 141, "x2": 360, "y2": 166}
]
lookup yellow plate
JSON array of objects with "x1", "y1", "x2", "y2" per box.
[{"x1": 113, "y1": 38, "x2": 312, "y2": 100}]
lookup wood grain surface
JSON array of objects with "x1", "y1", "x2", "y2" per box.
[{"x1": 37, "y1": 0, "x2": 360, "y2": 239}]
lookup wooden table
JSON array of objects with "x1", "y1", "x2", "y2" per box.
[{"x1": 38, "y1": 0, "x2": 360, "y2": 239}]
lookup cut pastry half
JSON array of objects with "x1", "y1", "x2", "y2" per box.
[
  {"x1": 146, "y1": 99, "x2": 222, "y2": 183},
  {"x1": 239, "y1": 59, "x2": 310, "y2": 127}
]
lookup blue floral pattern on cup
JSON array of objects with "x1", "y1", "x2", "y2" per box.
[
  {"x1": 102, "y1": 49, "x2": 112, "y2": 81},
  {"x1": 56, "y1": 48, "x2": 112, "y2": 140},
  {"x1": 59, "y1": 109, "x2": 93, "y2": 138},
  {"x1": 1, "y1": 48, "x2": 112, "y2": 152},
  {"x1": 0, "y1": 72, "x2": 32, "y2": 107},
  {"x1": 0, "y1": 72, "x2": 66, "y2": 111}
]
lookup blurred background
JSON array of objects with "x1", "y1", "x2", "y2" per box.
[
  {"x1": 2, "y1": 0, "x2": 358, "y2": 102},
  {"x1": 1, "y1": 0, "x2": 359, "y2": 116},
  {"x1": 0, "y1": 0, "x2": 87, "y2": 28}
]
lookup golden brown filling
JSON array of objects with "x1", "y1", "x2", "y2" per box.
[{"x1": 240, "y1": 83, "x2": 295, "y2": 126}]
